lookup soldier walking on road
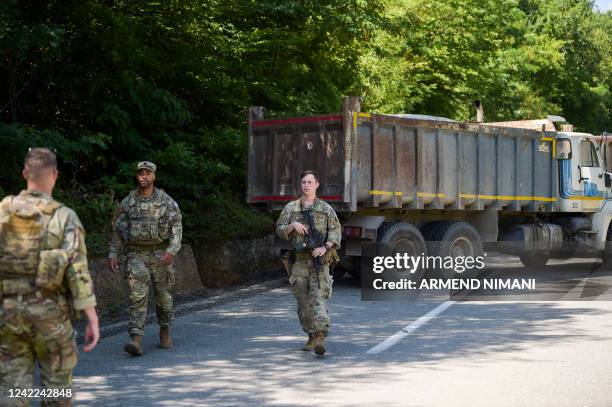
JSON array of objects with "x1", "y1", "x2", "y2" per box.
[
  {"x1": 108, "y1": 161, "x2": 182, "y2": 356},
  {"x1": 0, "y1": 148, "x2": 100, "y2": 406},
  {"x1": 276, "y1": 170, "x2": 341, "y2": 356}
]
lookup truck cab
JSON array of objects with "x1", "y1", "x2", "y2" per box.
[{"x1": 556, "y1": 132, "x2": 610, "y2": 213}]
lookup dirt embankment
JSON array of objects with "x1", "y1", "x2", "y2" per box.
[{"x1": 89, "y1": 236, "x2": 283, "y2": 322}]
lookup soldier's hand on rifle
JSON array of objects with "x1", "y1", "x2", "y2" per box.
[
  {"x1": 108, "y1": 257, "x2": 119, "y2": 273},
  {"x1": 160, "y1": 252, "x2": 175, "y2": 266},
  {"x1": 289, "y1": 221, "x2": 309, "y2": 236},
  {"x1": 312, "y1": 246, "x2": 328, "y2": 257}
]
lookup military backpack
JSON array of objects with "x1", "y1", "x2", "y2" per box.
[{"x1": 0, "y1": 196, "x2": 69, "y2": 295}]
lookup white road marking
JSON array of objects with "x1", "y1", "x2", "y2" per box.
[{"x1": 366, "y1": 300, "x2": 456, "y2": 354}]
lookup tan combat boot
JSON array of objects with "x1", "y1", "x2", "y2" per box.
[
  {"x1": 124, "y1": 335, "x2": 143, "y2": 356},
  {"x1": 302, "y1": 334, "x2": 315, "y2": 351},
  {"x1": 313, "y1": 332, "x2": 326, "y2": 356},
  {"x1": 160, "y1": 326, "x2": 173, "y2": 349}
]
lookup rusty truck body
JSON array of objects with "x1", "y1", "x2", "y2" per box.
[{"x1": 247, "y1": 97, "x2": 612, "y2": 278}]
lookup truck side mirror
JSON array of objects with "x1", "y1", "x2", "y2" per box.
[{"x1": 605, "y1": 172, "x2": 612, "y2": 188}]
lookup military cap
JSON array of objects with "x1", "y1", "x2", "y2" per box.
[{"x1": 137, "y1": 161, "x2": 157, "y2": 173}]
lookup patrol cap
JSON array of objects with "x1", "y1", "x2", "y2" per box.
[{"x1": 137, "y1": 161, "x2": 157, "y2": 173}]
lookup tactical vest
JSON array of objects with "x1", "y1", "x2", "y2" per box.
[
  {"x1": 288, "y1": 199, "x2": 330, "y2": 248},
  {"x1": 0, "y1": 196, "x2": 69, "y2": 295},
  {"x1": 287, "y1": 199, "x2": 339, "y2": 265},
  {"x1": 122, "y1": 190, "x2": 171, "y2": 245}
]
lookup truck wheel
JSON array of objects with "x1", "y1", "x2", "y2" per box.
[
  {"x1": 427, "y1": 221, "x2": 484, "y2": 279},
  {"x1": 518, "y1": 254, "x2": 549, "y2": 268},
  {"x1": 379, "y1": 222, "x2": 428, "y2": 280}
]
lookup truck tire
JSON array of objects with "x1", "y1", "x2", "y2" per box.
[
  {"x1": 601, "y1": 222, "x2": 612, "y2": 266},
  {"x1": 426, "y1": 221, "x2": 484, "y2": 279},
  {"x1": 518, "y1": 254, "x2": 549, "y2": 268},
  {"x1": 379, "y1": 222, "x2": 428, "y2": 280}
]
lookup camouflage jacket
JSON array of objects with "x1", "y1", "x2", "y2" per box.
[
  {"x1": 0, "y1": 190, "x2": 97, "y2": 310},
  {"x1": 276, "y1": 197, "x2": 341, "y2": 250},
  {"x1": 108, "y1": 188, "x2": 182, "y2": 258}
]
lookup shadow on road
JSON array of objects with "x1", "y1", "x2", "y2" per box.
[{"x1": 74, "y1": 274, "x2": 608, "y2": 406}]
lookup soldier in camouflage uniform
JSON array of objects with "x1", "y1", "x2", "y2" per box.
[
  {"x1": 0, "y1": 148, "x2": 99, "y2": 407},
  {"x1": 108, "y1": 161, "x2": 182, "y2": 356},
  {"x1": 276, "y1": 170, "x2": 341, "y2": 356}
]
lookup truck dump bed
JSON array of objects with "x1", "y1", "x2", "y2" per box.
[{"x1": 247, "y1": 105, "x2": 558, "y2": 213}]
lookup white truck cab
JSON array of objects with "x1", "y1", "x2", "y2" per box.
[{"x1": 556, "y1": 132, "x2": 609, "y2": 212}]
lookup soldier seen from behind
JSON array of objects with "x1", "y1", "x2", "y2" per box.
[
  {"x1": 0, "y1": 148, "x2": 99, "y2": 406},
  {"x1": 276, "y1": 170, "x2": 341, "y2": 356},
  {"x1": 108, "y1": 161, "x2": 182, "y2": 356}
]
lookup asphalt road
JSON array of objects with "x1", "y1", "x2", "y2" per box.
[{"x1": 73, "y1": 256, "x2": 612, "y2": 406}]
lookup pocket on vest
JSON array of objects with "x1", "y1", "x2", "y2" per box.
[{"x1": 36, "y1": 249, "x2": 69, "y2": 291}]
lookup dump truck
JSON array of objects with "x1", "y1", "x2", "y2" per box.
[{"x1": 247, "y1": 97, "x2": 612, "y2": 279}]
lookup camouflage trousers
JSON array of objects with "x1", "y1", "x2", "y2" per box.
[
  {"x1": 126, "y1": 250, "x2": 175, "y2": 337},
  {"x1": 0, "y1": 292, "x2": 76, "y2": 407},
  {"x1": 289, "y1": 259, "x2": 333, "y2": 336}
]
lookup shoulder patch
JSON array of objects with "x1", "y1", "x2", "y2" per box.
[
  {"x1": 62, "y1": 206, "x2": 85, "y2": 230},
  {"x1": 126, "y1": 191, "x2": 138, "y2": 207},
  {"x1": 159, "y1": 190, "x2": 179, "y2": 210}
]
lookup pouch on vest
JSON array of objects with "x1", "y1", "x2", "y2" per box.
[
  {"x1": 0, "y1": 201, "x2": 50, "y2": 277},
  {"x1": 36, "y1": 249, "x2": 69, "y2": 291},
  {"x1": 129, "y1": 220, "x2": 162, "y2": 243},
  {"x1": 129, "y1": 221, "x2": 142, "y2": 240},
  {"x1": 323, "y1": 247, "x2": 340, "y2": 266}
]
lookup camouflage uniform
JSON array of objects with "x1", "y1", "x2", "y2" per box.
[
  {"x1": 276, "y1": 198, "x2": 341, "y2": 337},
  {"x1": 108, "y1": 188, "x2": 182, "y2": 337},
  {"x1": 0, "y1": 190, "x2": 96, "y2": 407}
]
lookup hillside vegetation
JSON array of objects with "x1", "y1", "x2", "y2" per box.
[{"x1": 0, "y1": 0, "x2": 609, "y2": 255}]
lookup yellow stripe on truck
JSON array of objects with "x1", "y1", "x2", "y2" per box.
[
  {"x1": 460, "y1": 194, "x2": 556, "y2": 202},
  {"x1": 417, "y1": 192, "x2": 446, "y2": 198},
  {"x1": 369, "y1": 190, "x2": 403, "y2": 196},
  {"x1": 369, "y1": 193, "x2": 600, "y2": 202},
  {"x1": 368, "y1": 191, "x2": 447, "y2": 198}
]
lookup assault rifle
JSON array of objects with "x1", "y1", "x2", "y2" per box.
[{"x1": 301, "y1": 208, "x2": 326, "y2": 288}]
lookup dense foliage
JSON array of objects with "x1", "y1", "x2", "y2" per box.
[{"x1": 0, "y1": 0, "x2": 610, "y2": 256}]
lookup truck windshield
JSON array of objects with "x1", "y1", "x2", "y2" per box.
[{"x1": 580, "y1": 140, "x2": 600, "y2": 167}]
